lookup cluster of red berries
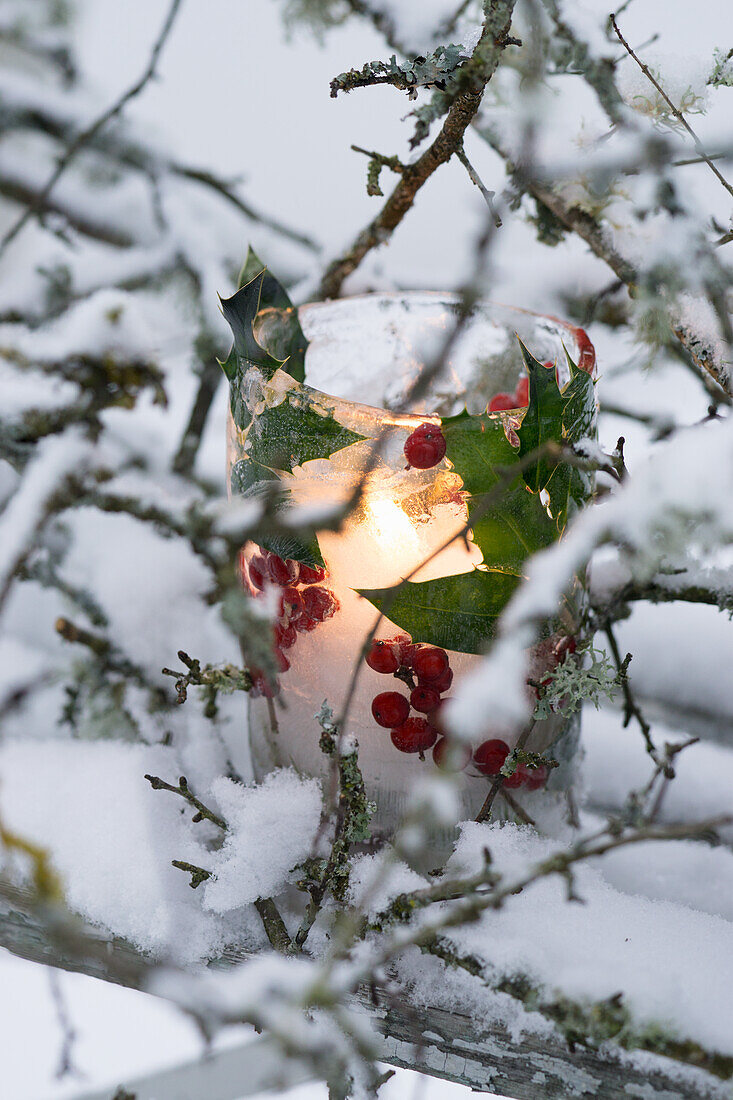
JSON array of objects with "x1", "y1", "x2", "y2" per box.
[
  {"x1": 473, "y1": 738, "x2": 548, "y2": 790},
  {"x1": 242, "y1": 549, "x2": 339, "y2": 697},
  {"x1": 487, "y1": 362, "x2": 555, "y2": 414},
  {"x1": 365, "y1": 634, "x2": 454, "y2": 759},
  {"x1": 403, "y1": 421, "x2": 447, "y2": 470},
  {"x1": 365, "y1": 630, "x2": 572, "y2": 789}
]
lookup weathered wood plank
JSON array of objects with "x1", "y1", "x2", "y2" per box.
[{"x1": 1, "y1": 879, "x2": 729, "y2": 1099}]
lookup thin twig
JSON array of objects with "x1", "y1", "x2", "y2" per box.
[
  {"x1": 455, "y1": 145, "x2": 502, "y2": 226},
  {"x1": 602, "y1": 622, "x2": 662, "y2": 768},
  {"x1": 254, "y1": 898, "x2": 296, "y2": 955},
  {"x1": 611, "y1": 14, "x2": 733, "y2": 204},
  {"x1": 48, "y1": 969, "x2": 79, "y2": 1080},
  {"x1": 144, "y1": 773, "x2": 227, "y2": 830},
  {"x1": 0, "y1": 0, "x2": 185, "y2": 259},
  {"x1": 475, "y1": 721, "x2": 536, "y2": 822}
]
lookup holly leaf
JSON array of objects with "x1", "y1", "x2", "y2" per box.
[
  {"x1": 232, "y1": 247, "x2": 308, "y2": 383},
  {"x1": 516, "y1": 340, "x2": 565, "y2": 494},
  {"x1": 238, "y1": 246, "x2": 291, "y2": 307},
  {"x1": 357, "y1": 348, "x2": 596, "y2": 651},
  {"x1": 561, "y1": 346, "x2": 596, "y2": 445},
  {"x1": 220, "y1": 271, "x2": 286, "y2": 433},
  {"x1": 257, "y1": 532, "x2": 324, "y2": 569},
  {"x1": 358, "y1": 570, "x2": 521, "y2": 654},
  {"x1": 442, "y1": 408, "x2": 557, "y2": 575},
  {"x1": 230, "y1": 458, "x2": 324, "y2": 568},
  {"x1": 246, "y1": 397, "x2": 365, "y2": 473}
]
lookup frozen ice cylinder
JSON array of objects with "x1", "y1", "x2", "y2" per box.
[{"x1": 225, "y1": 283, "x2": 597, "y2": 835}]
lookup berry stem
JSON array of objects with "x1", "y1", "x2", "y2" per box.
[{"x1": 475, "y1": 719, "x2": 536, "y2": 824}]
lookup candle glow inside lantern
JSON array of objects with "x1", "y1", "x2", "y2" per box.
[{"x1": 224, "y1": 276, "x2": 597, "y2": 834}]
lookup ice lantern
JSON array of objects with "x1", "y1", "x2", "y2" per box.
[{"x1": 224, "y1": 277, "x2": 597, "y2": 836}]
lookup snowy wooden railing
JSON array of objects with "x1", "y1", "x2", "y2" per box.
[{"x1": 1, "y1": 870, "x2": 728, "y2": 1100}]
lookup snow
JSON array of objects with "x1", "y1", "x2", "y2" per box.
[
  {"x1": 1, "y1": 0, "x2": 733, "y2": 1096},
  {"x1": 441, "y1": 820, "x2": 733, "y2": 1056},
  {"x1": 203, "y1": 770, "x2": 322, "y2": 913},
  {"x1": 61, "y1": 508, "x2": 234, "y2": 675},
  {"x1": 0, "y1": 740, "x2": 228, "y2": 963},
  {"x1": 0, "y1": 431, "x2": 93, "y2": 596},
  {"x1": 348, "y1": 852, "x2": 428, "y2": 916},
  {"x1": 617, "y1": 51, "x2": 711, "y2": 121}
]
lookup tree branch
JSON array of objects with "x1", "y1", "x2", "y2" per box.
[
  {"x1": 479, "y1": 125, "x2": 733, "y2": 397},
  {"x1": 0, "y1": 0, "x2": 185, "y2": 259},
  {"x1": 317, "y1": 0, "x2": 518, "y2": 298},
  {"x1": 611, "y1": 13, "x2": 733, "y2": 204}
]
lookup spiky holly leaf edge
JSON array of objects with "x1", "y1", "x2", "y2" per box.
[
  {"x1": 223, "y1": 275, "x2": 367, "y2": 569},
  {"x1": 357, "y1": 343, "x2": 596, "y2": 652}
]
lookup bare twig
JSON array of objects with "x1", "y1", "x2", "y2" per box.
[
  {"x1": 0, "y1": 0, "x2": 185, "y2": 259},
  {"x1": 455, "y1": 144, "x2": 502, "y2": 226},
  {"x1": 172, "y1": 860, "x2": 212, "y2": 888},
  {"x1": 48, "y1": 969, "x2": 79, "y2": 1080},
  {"x1": 144, "y1": 773, "x2": 227, "y2": 830},
  {"x1": 602, "y1": 622, "x2": 662, "y2": 769},
  {"x1": 475, "y1": 720, "x2": 536, "y2": 822},
  {"x1": 254, "y1": 898, "x2": 296, "y2": 955},
  {"x1": 610, "y1": 14, "x2": 733, "y2": 204}
]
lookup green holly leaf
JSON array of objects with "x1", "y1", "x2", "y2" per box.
[
  {"x1": 245, "y1": 396, "x2": 364, "y2": 473},
  {"x1": 516, "y1": 340, "x2": 565, "y2": 494},
  {"x1": 561, "y1": 346, "x2": 596, "y2": 445},
  {"x1": 357, "y1": 347, "x2": 596, "y2": 652},
  {"x1": 229, "y1": 247, "x2": 308, "y2": 383},
  {"x1": 442, "y1": 408, "x2": 557, "y2": 575},
  {"x1": 358, "y1": 570, "x2": 521, "y2": 655},
  {"x1": 230, "y1": 458, "x2": 324, "y2": 568},
  {"x1": 258, "y1": 532, "x2": 324, "y2": 569},
  {"x1": 220, "y1": 271, "x2": 286, "y2": 432},
  {"x1": 517, "y1": 342, "x2": 597, "y2": 532},
  {"x1": 238, "y1": 246, "x2": 291, "y2": 305}
]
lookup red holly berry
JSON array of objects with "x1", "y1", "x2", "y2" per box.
[
  {"x1": 523, "y1": 763, "x2": 549, "y2": 791},
  {"x1": 371, "y1": 691, "x2": 410, "y2": 728},
  {"x1": 365, "y1": 638, "x2": 400, "y2": 674},
  {"x1": 302, "y1": 585, "x2": 339, "y2": 622},
  {"x1": 555, "y1": 634, "x2": 577, "y2": 663},
  {"x1": 410, "y1": 685, "x2": 441, "y2": 713},
  {"x1": 274, "y1": 623, "x2": 297, "y2": 650},
  {"x1": 488, "y1": 392, "x2": 516, "y2": 412},
  {"x1": 400, "y1": 641, "x2": 421, "y2": 668},
  {"x1": 474, "y1": 738, "x2": 510, "y2": 776},
  {"x1": 514, "y1": 377, "x2": 529, "y2": 407},
  {"x1": 299, "y1": 563, "x2": 327, "y2": 585},
  {"x1": 404, "y1": 422, "x2": 446, "y2": 469},
  {"x1": 412, "y1": 646, "x2": 449, "y2": 683},
  {"x1": 295, "y1": 615, "x2": 318, "y2": 633},
  {"x1": 390, "y1": 717, "x2": 438, "y2": 754},
  {"x1": 268, "y1": 554, "x2": 300, "y2": 586},
  {"x1": 248, "y1": 553, "x2": 268, "y2": 591},
  {"x1": 250, "y1": 669, "x2": 275, "y2": 699},
  {"x1": 280, "y1": 586, "x2": 305, "y2": 625},
  {"x1": 502, "y1": 768, "x2": 524, "y2": 789},
  {"x1": 432, "y1": 737, "x2": 471, "y2": 771},
  {"x1": 274, "y1": 647, "x2": 290, "y2": 673},
  {"x1": 421, "y1": 665, "x2": 453, "y2": 694},
  {"x1": 393, "y1": 634, "x2": 413, "y2": 663}
]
